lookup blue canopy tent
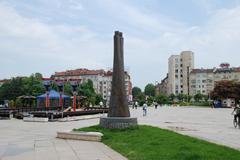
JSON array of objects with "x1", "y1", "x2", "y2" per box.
[{"x1": 37, "y1": 90, "x2": 70, "y2": 107}]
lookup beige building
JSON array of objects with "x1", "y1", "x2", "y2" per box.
[
  {"x1": 167, "y1": 51, "x2": 194, "y2": 95},
  {"x1": 156, "y1": 74, "x2": 168, "y2": 95},
  {"x1": 189, "y1": 63, "x2": 240, "y2": 96},
  {"x1": 52, "y1": 68, "x2": 132, "y2": 101}
]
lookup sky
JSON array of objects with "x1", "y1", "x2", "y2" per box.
[{"x1": 0, "y1": 0, "x2": 240, "y2": 89}]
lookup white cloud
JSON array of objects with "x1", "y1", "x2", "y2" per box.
[{"x1": 0, "y1": 1, "x2": 240, "y2": 89}]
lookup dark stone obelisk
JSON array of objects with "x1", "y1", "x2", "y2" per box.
[
  {"x1": 108, "y1": 31, "x2": 130, "y2": 117},
  {"x1": 99, "y1": 31, "x2": 137, "y2": 129}
]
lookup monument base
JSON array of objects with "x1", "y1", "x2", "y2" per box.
[{"x1": 99, "y1": 116, "x2": 138, "y2": 129}]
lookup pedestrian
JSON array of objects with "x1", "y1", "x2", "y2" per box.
[
  {"x1": 135, "y1": 101, "x2": 138, "y2": 109},
  {"x1": 154, "y1": 101, "x2": 158, "y2": 109},
  {"x1": 143, "y1": 102, "x2": 147, "y2": 116},
  {"x1": 211, "y1": 100, "x2": 215, "y2": 109}
]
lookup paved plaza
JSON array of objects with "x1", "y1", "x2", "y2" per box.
[
  {"x1": 132, "y1": 106, "x2": 240, "y2": 150},
  {"x1": 0, "y1": 107, "x2": 240, "y2": 160}
]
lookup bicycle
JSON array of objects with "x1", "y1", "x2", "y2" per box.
[{"x1": 232, "y1": 108, "x2": 240, "y2": 128}]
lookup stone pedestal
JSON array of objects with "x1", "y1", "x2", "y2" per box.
[{"x1": 99, "y1": 116, "x2": 138, "y2": 129}]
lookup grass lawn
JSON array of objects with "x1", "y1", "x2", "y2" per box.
[{"x1": 74, "y1": 125, "x2": 240, "y2": 160}]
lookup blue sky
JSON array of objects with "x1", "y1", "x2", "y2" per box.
[{"x1": 1, "y1": 0, "x2": 240, "y2": 89}]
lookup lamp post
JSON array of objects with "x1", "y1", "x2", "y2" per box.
[
  {"x1": 43, "y1": 80, "x2": 51, "y2": 108},
  {"x1": 70, "y1": 80, "x2": 78, "y2": 112}
]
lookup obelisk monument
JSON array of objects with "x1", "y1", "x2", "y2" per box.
[{"x1": 99, "y1": 31, "x2": 137, "y2": 129}]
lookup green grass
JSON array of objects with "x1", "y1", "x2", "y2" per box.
[{"x1": 74, "y1": 125, "x2": 240, "y2": 160}]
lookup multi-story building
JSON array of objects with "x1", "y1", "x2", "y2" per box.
[
  {"x1": 156, "y1": 74, "x2": 168, "y2": 95},
  {"x1": 52, "y1": 68, "x2": 132, "y2": 101},
  {"x1": 167, "y1": 51, "x2": 194, "y2": 95},
  {"x1": 189, "y1": 69, "x2": 214, "y2": 96},
  {"x1": 189, "y1": 63, "x2": 240, "y2": 96}
]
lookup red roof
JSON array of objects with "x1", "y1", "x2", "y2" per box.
[{"x1": 54, "y1": 68, "x2": 105, "y2": 77}]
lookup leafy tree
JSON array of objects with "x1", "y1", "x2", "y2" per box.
[
  {"x1": 194, "y1": 93, "x2": 204, "y2": 102},
  {"x1": 95, "y1": 94, "x2": 103, "y2": 106},
  {"x1": 176, "y1": 94, "x2": 185, "y2": 102},
  {"x1": 211, "y1": 80, "x2": 240, "y2": 102},
  {"x1": 78, "y1": 79, "x2": 97, "y2": 106},
  {"x1": 0, "y1": 74, "x2": 45, "y2": 105},
  {"x1": 144, "y1": 83, "x2": 155, "y2": 97},
  {"x1": 156, "y1": 93, "x2": 168, "y2": 104},
  {"x1": 168, "y1": 93, "x2": 175, "y2": 102},
  {"x1": 132, "y1": 87, "x2": 142, "y2": 99},
  {"x1": 0, "y1": 77, "x2": 25, "y2": 101},
  {"x1": 136, "y1": 92, "x2": 145, "y2": 106},
  {"x1": 147, "y1": 96, "x2": 154, "y2": 106},
  {"x1": 63, "y1": 82, "x2": 72, "y2": 96}
]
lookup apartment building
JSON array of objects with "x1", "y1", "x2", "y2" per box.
[
  {"x1": 189, "y1": 63, "x2": 240, "y2": 96},
  {"x1": 52, "y1": 68, "x2": 132, "y2": 101},
  {"x1": 167, "y1": 51, "x2": 194, "y2": 95}
]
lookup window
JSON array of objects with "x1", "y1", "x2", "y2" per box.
[
  {"x1": 175, "y1": 69, "x2": 178, "y2": 73},
  {"x1": 202, "y1": 80, "x2": 206, "y2": 83},
  {"x1": 180, "y1": 85, "x2": 183, "y2": 88},
  {"x1": 175, "y1": 75, "x2": 178, "y2": 78},
  {"x1": 180, "y1": 74, "x2": 183, "y2": 77}
]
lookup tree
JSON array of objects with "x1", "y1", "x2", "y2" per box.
[
  {"x1": 63, "y1": 82, "x2": 72, "y2": 96},
  {"x1": 136, "y1": 92, "x2": 145, "y2": 106},
  {"x1": 132, "y1": 87, "x2": 142, "y2": 99},
  {"x1": 156, "y1": 93, "x2": 168, "y2": 104},
  {"x1": 78, "y1": 79, "x2": 97, "y2": 106},
  {"x1": 168, "y1": 93, "x2": 175, "y2": 102},
  {"x1": 194, "y1": 93, "x2": 204, "y2": 102},
  {"x1": 95, "y1": 94, "x2": 103, "y2": 106},
  {"x1": 0, "y1": 73, "x2": 45, "y2": 105},
  {"x1": 211, "y1": 80, "x2": 240, "y2": 102},
  {"x1": 176, "y1": 94, "x2": 185, "y2": 102},
  {"x1": 144, "y1": 83, "x2": 155, "y2": 97}
]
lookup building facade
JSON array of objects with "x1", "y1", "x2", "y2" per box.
[
  {"x1": 156, "y1": 74, "x2": 168, "y2": 95},
  {"x1": 167, "y1": 51, "x2": 194, "y2": 95},
  {"x1": 189, "y1": 63, "x2": 240, "y2": 96},
  {"x1": 52, "y1": 68, "x2": 132, "y2": 102}
]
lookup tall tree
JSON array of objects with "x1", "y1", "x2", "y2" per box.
[
  {"x1": 144, "y1": 83, "x2": 155, "y2": 97},
  {"x1": 132, "y1": 87, "x2": 142, "y2": 99}
]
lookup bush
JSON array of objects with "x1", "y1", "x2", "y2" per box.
[{"x1": 179, "y1": 102, "x2": 191, "y2": 106}]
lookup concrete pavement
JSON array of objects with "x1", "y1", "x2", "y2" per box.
[
  {"x1": 0, "y1": 115, "x2": 127, "y2": 160},
  {"x1": 1, "y1": 107, "x2": 240, "y2": 160}
]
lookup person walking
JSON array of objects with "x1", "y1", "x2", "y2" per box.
[
  {"x1": 143, "y1": 102, "x2": 147, "y2": 116},
  {"x1": 135, "y1": 101, "x2": 138, "y2": 109},
  {"x1": 154, "y1": 101, "x2": 158, "y2": 109}
]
